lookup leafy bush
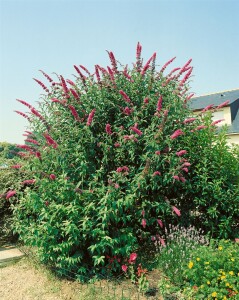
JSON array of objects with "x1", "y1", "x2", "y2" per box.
[
  {"x1": 11, "y1": 43, "x2": 239, "y2": 277},
  {"x1": 183, "y1": 239, "x2": 239, "y2": 299},
  {"x1": 0, "y1": 157, "x2": 26, "y2": 242}
]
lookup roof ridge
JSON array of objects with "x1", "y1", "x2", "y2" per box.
[{"x1": 192, "y1": 88, "x2": 239, "y2": 99}]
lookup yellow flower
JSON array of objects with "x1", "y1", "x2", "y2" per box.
[
  {"x1": 207, "y1": 281, "x2": 211, "y2": 285},
  {"x1": 223, "y1": 297, "x2": 227, "y2": 300},
  {"x1": 218, "y1": 246, "x2": 223, "y2": 251},
  {"x1": 212, "y1": 292, "x2": 217, "y2": 297},
  {"x1": 196, "y1": 257, "x2": 200, "y2": 261},
  {"x1": 188, "y1": 261, "x2": 193, "y2": 269},
  {"x1": 205, "y1": 261, "x2": 210, "y2": 265},
  {"x1": 231, "y1": 258, "x2": 235, "y2": 262},
  {"x1": 226, "y1": 282, "x2": 230, "y2": 287},
  {"x1": 220, "y1": 275, "x2": 226, "y2": 280},
  {"x1": 229, "y1": 271, "x2": 234, "y2": 276}
]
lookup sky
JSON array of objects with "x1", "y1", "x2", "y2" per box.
[{"x1": 0, "y1": 0, "x2": 239, "y2": 144}]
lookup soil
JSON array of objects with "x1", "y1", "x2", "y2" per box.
[{"x1": 0, "y1": 257, "x2": 163, "y2": 300}]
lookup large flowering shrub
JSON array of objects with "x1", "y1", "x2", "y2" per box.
[{"x1": 10, "y1": 43, "x2": 238, "y2": 276}]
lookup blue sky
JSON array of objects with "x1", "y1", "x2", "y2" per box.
[{"x1": 0, "y1": 0, "x2": 239, "y2": 144}]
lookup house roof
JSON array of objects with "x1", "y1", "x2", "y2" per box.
[{"x1": 189, "y1": 89, "x2": 239, "y2": 134}]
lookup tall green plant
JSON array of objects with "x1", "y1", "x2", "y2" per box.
[{"x1": 11, "y1": 43, "x2": 238, "y2": 277}]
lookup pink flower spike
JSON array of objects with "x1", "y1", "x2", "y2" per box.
[
  {"x1": 235, "y1": 238, "x2": 239, "y2": 243},
  {"x1": 143, "y1": 97, "x2": 149, "y2": 104},
  {"x1": 69, "y1": 105, "x2": 80, "y2": 122},
  {"x1": 122, "y1": 265, "x2": 128, "y2": 272},
  {"x1": 157, "y1": 219, "x2": 164, "y2": 228},
  {"x1": 86, "y1": 109, "x2": 96, "y2": 126},
  {"x1": 170, "y1": 129, "x2": 184, "y2": 139},
  {"x1": 202, "y1": 104, "x2": 214, "y2": 112},
  {"x1": 151, "y1": 236, "x2": 156, "y2": 241},
  {"x1": 172, "y1": 206, "x2": 181, "y2": 216},
  {"x1": 141, "y1": 52, "x2": 156, "y2": 75},
  {"x1": 43, "y1": 133, "x2": 58, "y2": 149},
  {"x1": 21, "y1": 179, "x2": 36, "y2": 185},
  {"x1": 153, "y1": 171, "x2": 161, "y2": 176},
  {"x1": 33, "y1": 78, "x2": 49, "y2": 93},
  {"x1": 142, "y1": 218, "x2": 147, "y2": 228},
  {"x1": 114, "y1": 143, "x2": 120, "y2": 148},
  {"x1": 49, "y1": 174, "x2": 56, "y2": 180},
  {"x1": 14, "y1": 111, "x2": 31, "y2": 121},
  {"x1": 116, "y1": 167, "x2": 123, "y2": 173},
  {"x1": 79, "y1": 65, "x2": 91, "y2": 76},
  {"x1": 70, "y1": 89, "x2": 80, "y2": 100},
  {"x1": 66, "y1": 79, "x2": 76, "y2": 86},
  {"x1": 6, "y1": 190, "x2": 16, "y2": 199},
  {"x1": 211, "y1": 119, "x2": 224, "y2": 126},
  {"x1": 217, "y1": 100, "x2": 230, "y2": 109},
  {"x1": 173, "y1": 175, "x2": 180, "y2": 181},
  {"x1": 196, "y1": 125, "x2": 207, "y2": 130},
  {"x1": 119, "y1": 90, "x2": 131, "y2": 103},
  {"x1": 156, "y1": 96, "x2": 163, "y2": 112},
  {"x1": 159, "y1": 237, "x2": 166, "y2": 247},
  {"x1": 155, "y1": 151, "x2": 161, "y2": 155},
  {"x1": 31, "y1": 107, "x2": 45, "y2": 121},
  {"x1": 183, "y1": 118, "x2": 196, "y2": 124},
  {"x1": 39, "y1": 70, "x2": 53, "y2": 83},
  {"x1": 141, "y1": 210, "x2": 145, "y2": 217},
  {"x1": 160, "y1": 57, "x2": 176, "y2": 73},
  {"x1": 16, "y1": 99, "x2": 33, "y2": 109},
  {"x1": 176, "y1": 150, "x2": 187, "y2": 156},
  {"x1": 105, "y1": 123, "x2": 112, "y2": 135},
  {"x1": 11, "y1": 164, "x2": 22, "y2": 169},
  {"x1": 182, "y1": 167, "x2": 189, "y2": 173},
  {"x1": 25, "y1": 139, "x2": 39, "y2": 146},
  {"x1": 179, "y1": 176, "x2": 186, "y2": 183},
  {"x1": 182, "y1": 162, "x2": 191, "y2": 167},
  {"x1": 129, "y1": 253, "x2": 137, "y2": 263},
  {"x1": 131, "y1": 126, "x2": 143, "y2": 136}
]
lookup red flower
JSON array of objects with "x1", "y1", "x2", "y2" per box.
[
  {"x1": 195, "y1": 125, "x2": 207, "y2": 130},
  {"x1": 173, "y1": 175, "x2": 180, "y2": 181},
  {"x1": 202, "y1": 104, "x2": 214, "y2": 112},
  {"x1": 69, "y1": 105, "x2": 80, "y2": 122},
  {"x1": 11, "y1": 164, "x2": 22, "y2": 169},
  {"x1": 16, "y1": 99, "x2": 33, "y2": 109},
  {"x1": 157, "y1": 219, "x2": 164, "y2": 228},
  {"x1": 86, "y1": 109, "x2": 96, "y2": 126},
  {"x1": 6, "y1": 190, "x2": 16, "y2": 199},
  {"x1": 33, "y1": 78, "x2": 49, "y2": 93},
  {"x1": 21, "y1": 179, "x2": 36, "y2": 185},
  {"x1": 119, "y1": 90, "x2": 131, "y2": 103},
  {"x1": 143, "y1": 97, "x2": 149, "y2": 104},
  {"x1": 153, "y1": 171, "x2": 161, "y2": 176},
  {"x1": 170, "y1": 129, "x2": 184, "y2": 139},
  {"x1": 159, "y1": 237, "x2": 166, "y2": 247},
  {"x1": 129, "y1": 253, "x2": 137, "y2": 264},
  {"x1": 114, "y1": 143, "x2": 120, "y2": 147},
  {"x1": 172, "y1": 206, "x2": 181, "y2": 216},
  {"x1": 141, "y1": 52, "x2": 156, "y2": 75},
  {"x1": 141, "y1": 210, "x2": 145, "y2": 217},
  {"x1": 105, "y1": 124, "x2": 112, "y2": 135},
  {"x1": 15, "y1": 110, "x2": 31, "y2": 121},
  {"x1": 160, "y1": 56, "x2": 176, "y2": 73},
  {"x1": 217, "y1": 100, "x2": 230, "y2": 109},
  {"x1": 183, "y1": 118, "x2": 196, "y2": 124},
  {"x1": 43, "y1": 133, "x2": 58, "y2": 149},
  {"x1": 49, "y1": 174, "x2": 56, "y2": 180},
  {"x1": 156, "y1": 96, "x2": 163, "y2": 112},
  {"x1": 176, "y1": 150, "x2": 187, "y2": 156},
  {"x1": 122, "y1": 265, "x2": 128, "y2": 272},
  {"x1": 141, "y1": 218, "x2": 147, "y2": 228},
  {"x1": 155, "y1": 151, "x2": 161, "y2": 155},
  {"x1": 211, "y1": 119, "x2": 224, "y2": 126}
]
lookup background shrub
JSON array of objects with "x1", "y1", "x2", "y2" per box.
[{"x1": 11, "y1": 43, "x2": 239, "y2": 277}]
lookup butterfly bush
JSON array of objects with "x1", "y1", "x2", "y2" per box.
[{"x1": 12, "y1": 43, "x2": 239, "y2": 277}]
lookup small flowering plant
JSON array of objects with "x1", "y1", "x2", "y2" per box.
[
  {"x1": 183, "y1": 239, "x2": 239, "y2": 299},
  {"x1": 121, "y1": 253, "x2": 149, "y2": 292}
]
